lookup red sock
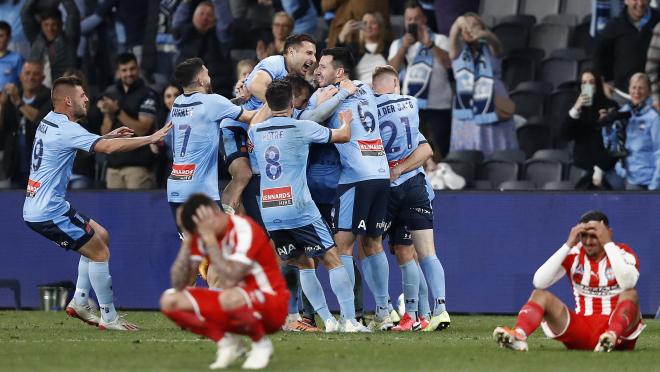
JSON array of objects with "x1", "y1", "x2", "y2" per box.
[
  {"x1": 608, "y1": 300, "x2": 638, "y2": 338},
  {"x1": 162, "y1": 310, "x2": 224, "y2": 342},
  {"x1": 222, "y1": 305, "x2": 266, "y2": 342},
  {"x1": 514, "y1": 301, "x2": 545, "y2": 338}
]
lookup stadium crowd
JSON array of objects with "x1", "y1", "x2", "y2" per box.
[{"x1": 1, "y1": 0, "x2": 658, "y2": 191}]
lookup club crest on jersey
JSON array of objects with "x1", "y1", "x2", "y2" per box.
[
  {"x1": 261, "y1": 186, "x2": 293, "y2": 208},
  {"x1": 605, "y1": 267, "x2": 615, "y2": 281},
  {"x1": 26, "y1": 179, "x2": 41, "y2": 197},
  {"x1": 358, "y1": 139, "x2": 385, "y2": 156},
  {"x1": 169, "y1": 164, "x2": 196, "y2": 180}
]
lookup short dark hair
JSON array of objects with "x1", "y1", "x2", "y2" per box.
[
  {"x1": 0, "y1": 21, "x2": 11, "y2": 37},
  {"x1": 52, "y1": 76, "x2": 84, "y2": 100},
  {"x1": 283, "y1": 74, "x2": 313, "y2": 98},
  {"x1": 265, "y1": 79, "x2": 293, "y2": 111},
  {"x1": 580, "y1": 210, "x2": 610, "y2": 227},
  {"x1": 39, "y1": 8, "x2": 62, "y2": 22},
  {"x1": 116, "y1": 52, "x2": 138, "y2": 66},
  {"x1": 174, "y1": 58, "x2": 205, "y2": 88},
  {"x1": 283, "y1": 33, "x2": 316, "y2": 55},
  {"x1": 321, "y1": 47, "x2": 355, "y2": 78},
  {"x1": 180, "y1": 193, "x2": 219, "y2": 233},
  {"x1": 404, "y1": 0, "x2": 423, "y2": 11}
]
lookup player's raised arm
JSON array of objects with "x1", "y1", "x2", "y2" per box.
[
  {"x1": 588, "y1": 221, "x2": 640, "y2": 289},
  {"x1": 531, "y1": 224, "x2": 583, "y2": 289},
  {"x1": 329, "y1": 109, "x2": 352, "y2": 143},
  {"x1": 247, "y1": 70, "x2": 273, "y2": 103},
  {"x1": 93, "y1": 123, "x2": 172, "y2": 154},
  {"x1": 390, "y1": 141, "x2": 433, "y2": 182},
  {"x1": 170, "y1": 234, "x2": 196, "y2": 291}
]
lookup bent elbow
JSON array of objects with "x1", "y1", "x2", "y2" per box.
[
  {"x1": 618, "y1": 272, "x2": 639, "y2": 290},
  {"x1": 532, "y1": 271, "x2": 550, "y2": 290}
]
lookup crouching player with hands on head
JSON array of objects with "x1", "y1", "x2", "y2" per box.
[
  {"x1": 494, "y1": 210, "x2": 645, "y2": 352},
  {"x1": 160, "y1": 194, "x2": 289, "y2": 369}
]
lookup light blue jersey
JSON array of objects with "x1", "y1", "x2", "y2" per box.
[
  {"x1": 243, "y1": 55, "x2": 289, "y2": 110},
  {"x1": 375, "y1": 93, "x2": 424, "y2": 186},
  {"x1": 167, "y1": 92, "x2": 243, "y2": 202},
  {"x1": 248, "y1": 116, "x2": 332, "y2": 231},
  {"x1": 308, "y1": 81, "x2": 389, "y2": 184},
  {"x1": 23, "y1": 112, "x2": 102, "y2": 222}
]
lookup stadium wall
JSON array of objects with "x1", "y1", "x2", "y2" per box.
[{"x1": 1, "y1": 191, "x2": 659, "y2": 315}]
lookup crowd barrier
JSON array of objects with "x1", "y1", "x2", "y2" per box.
[{"x1": 1, "y1": 190, "x2": 658, "y2": 315}]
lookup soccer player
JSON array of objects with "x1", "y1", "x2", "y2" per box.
[
  {"x1": 312, "y1": 47, "x2": 393, "y2": 330},
  {"x1": 160, "y1": 194, "x2": 288, "y2": 369},
  {"x1": 23, "y1": 76, "x2": 172, "y2": 330},
  {"x1": 493, "y1": 211, "x2": 645, "y2": 352},
  {"x1": 220, "y1": 33, "x2": 317, "y2": 221},
  {"x1": 248, "y1": 79, "x2": 369, "y2": 332},
  {"x1": 372, "y1": 65, "x2": 451, "y2": 332}
]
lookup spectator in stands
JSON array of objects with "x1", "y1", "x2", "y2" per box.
[
  {"x1": 594, "y1": 0, "x2": 660, "y2": 105},
  {"x1": 643, "y1": 16, "x2": 660, "y2": 110},
  {"x1": 76, "y1": 0, "x2": 117, "y2": 90},
  {"x1": 256, "y1": 12, "x2": 294, "y2": 61},
  {"x1": 0, "y1": 60, "x2": 51, "y2": 188},
  {"x1": 98, "y1": 53, "x2": 159, "y2": 189},
  {"x1": 603, "y1": 73, "x2": 660, "y2": 190},
  {"x1": 275, "y1": 0, "x2": 317, "y2": 35},
  {"x1": 336, "y1": 11, "x2": 388, "y2": 84},
  {"x1": 0, "y1": 0, "x2": 30, "y2": 58},
  {"x1": 322, "y1": 0, "x2": 390, "y2": 48},
  {"x1": 21, "y1": 0, "x2": 80, "y2": 87},
  {"x1": 173, "y1": 0, "x2": 235, "y2": 97},
  {"x1": 560, "y1": 70, "x2": 620, "y2": 189},
  {"x1": 62, "y1": 68, "x2": 101, "y2": 189},
  {"x1": 447, "y1": 13, "x2": 518, "y2": 157},
  {"x1": 389, "y1": 0, "x2": 453, "y2": 157},
  {"x1": 0, "y1": 21, "x2": 24, "y2": 88}
]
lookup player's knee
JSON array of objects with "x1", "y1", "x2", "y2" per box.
[
  {"x1": 159, "y1": 290, "x2": 179, "y2": 311},
  {"x1": 296, "y1": 255, "x2": 316, "y2": 270},
  {"x1": 87, "y1": 245, "x2": 110, "y2": 262},
  {"x1": 320, "y1": 248, "x2": 342, "y2": 269},
  {"x1": 362, "y1": 236, "x2": 383, "y2": 255},
  {"x1": 97, "y1": 228, "x2": 110, "y2": 246},
  {"x1": 393, "y1": 245, "x2": 414, "y2": 264},
  {"x1": 219, "y1": 289, "x2": 246, "y2": 311},
  {"x1": 530, "y1": 288, "x2": 550, "y2": 305}
]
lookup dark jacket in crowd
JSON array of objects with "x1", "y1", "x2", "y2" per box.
[{"x1": 594, "y1": 6, "x2": 660, "y2": 92}]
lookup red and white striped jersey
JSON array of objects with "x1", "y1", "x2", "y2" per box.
[
  {"x1": 561, "y1": 242, "x2": 639, "y2": 316},
  {"x1": 190, "y1": 215, "x2": 286, "y2": 295}
]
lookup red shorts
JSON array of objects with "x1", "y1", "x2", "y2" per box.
[
  {"x1": 541, "y1": 311, "x2": 645, "y2": 350},
  {"x1": 185, "y1": 285, "x2": 289, "y2": 334}
]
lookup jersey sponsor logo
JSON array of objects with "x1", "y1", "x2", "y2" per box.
[
  {"x1": 26, "y1": 179, "x2": 41, "y2": 197},
  {"x1": 262, "y1": 186, "x2": 293, "y2": 208},
  {"x1": 304, "y1": 244, "x2": 323, "y2": 255},
  {"x1": 277, "y1": 243, "x2": 296, "y2": 257},
  {"x1": 574, "y1": 283, "x2": 621, "y2": 297},
  {"x1": 169, "y1": 164, "x2": 196, "y2": 180},
  {"x1": 358, "y1": 139, "x2": 385, "y2": 156}
]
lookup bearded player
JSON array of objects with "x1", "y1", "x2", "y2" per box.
[
  {"x1": 160, "y1": 194, "x2": 288, "y2": 369},
  {"x1": 493, "y1": 211, "x2": 645, "y2": 352}
]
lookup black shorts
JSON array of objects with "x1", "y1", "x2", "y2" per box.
[
  {"x1": 334, "y1": 179, "x2": 390, "y2": 237},
  {"x1": 220, "y1": 126, "x2": 248, "y2": 167},
  {"x1": 25, "y1": 207, "x2": 95, "y2": 251},
  {"x1": 316, "y1": 202, "x2": 333, "y2": 228},
  {"x1": 387, "y1": 218, "x2": 413, "y2": 246},
  {"x1": 386, "y1": 173, "x2": 434, "y2": 233},
  {"x1": 242, "y1": 174, "x2": 265, "y2": 230},
  {"x1": 270, "y1": 219, "x2": 336, "y2": 261}
]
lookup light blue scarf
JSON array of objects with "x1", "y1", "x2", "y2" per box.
[
  {"x1": 452, "y1": 41, "x2": 498, "y2": 125},
  {"x1": 401, "y1": 29, "x2": 436, "y2": 109}
]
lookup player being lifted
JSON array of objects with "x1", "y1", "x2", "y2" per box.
[
  {"x1": 161, "y1": 194, "x2": 288, "y2": 369},
  {"x1": 312, "y1": 47, "x2": 393, "y2": 330},
  {"x1": 494, "y1": 211, "x2": 645, "y2": 352},
  {"x1": 248, "y1": 80, "x2": 369, "y2": 332},
  {"x1": 23, "y1": 76, "x2": 171, "y2": 330},
  {"x1": 221, "y1": 33, "x2": 317, "y2": 222},
  {"x1": 372, "y1": 66, "x2": 451, "y2": 331}
]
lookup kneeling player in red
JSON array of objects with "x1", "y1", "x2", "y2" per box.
[
  {"x1": 160, "y1": 194, "x2": 288, "y2": 369},
  {"x1": 493, "y1": 210, "x2": 645, "y2": 352}
]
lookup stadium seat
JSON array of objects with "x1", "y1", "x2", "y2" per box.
[
  {"x1": 531, "y1": 148, "x2": 571, "y2": 163},
  {"x1": 478, "y1": 160, "x2": 520, "y2": 187},
  {"x1": 493, "y1": 23, "x2": 530, "y2": 55},
  {"x1": 444, "y1": 150, "x2": 485, "y2": 164},
  {"x1": 542, "y1": 14, "x2": 578, "y2": 27},
  {"x1": 523, "y1": 159, "x2": 564, "y2": 186},
  {"x1": 507, "y1": 47, "x2": 545, "y2": 64},
  {"x1": 539, "y1": 57, "x2": 579, "y2": 89},
  {"x1": 481, "y1": 14, "x2": 497, "y2": 28},
  {"x1": 489, "y1": 149, "x2": 527, "y2": 163},
  {"x1": 441, "y1": 160, "x2": 476, "y2": 188},
  {"x1": 545, "y1": 88, "x2": 579, "y2": 144},
  {"x1": 550, "y1": 48, "x2": 587, "y2": 61},
  {"x1": 517, "y1": 120, "x2": 553, "y2": 158},
  {"x1": 562, "y1": 0, "x2": 592, "y2": 21},
  {"x1": 502, "y1": 57, "x2": 536, "y2": 90},
  {"x1": 572, "y1": 21, "x2": 594, "y2": 53},
  {"x1": 519, "y1": 0, "x2": 561, "y2": 21},
  {"x1": 529, "y1": 23, "x2": 570, "y2": 56},
  {"x1": 499, "y1": 14, "x2": 537, "y2": 26},
  {"x1": 542, "y1": 180, "x2": 577, "y2": 190},
  {"x1": 474, "y1": 180, "x2": 494, "y2": 190},
  {"x1": 510, "y1": 89, "x2": 546, "y2": 118},
  {"x1": 514, "y1": 80, "x2": 553, "y2": 95},
  {"x1": 498, "y1": 180, "x2": 536, "y2": 190},
  {"x1": 480, "y1": 0, "x2": 521, "y2": 22},
  {"x1": 567, "y1": 163, "x2": 589, "y2": 183}
]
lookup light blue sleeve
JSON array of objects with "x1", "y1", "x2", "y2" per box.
[
  {"x1": 301, "y1": 120, "x2": 331, "y2": 144},
  {"x1": 207, "y1": 94, "x2": 243, "y2": 122},
  {"x1": 650, "y1": 116, "x2": 660, "y2": 190},
  {"x1": 66, "y1": 124, "x2": 102, "y2": 152},
  {"x1": 299, "y1": 88, "x2": 350, "y2": 123}
]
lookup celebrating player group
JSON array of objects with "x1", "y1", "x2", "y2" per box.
[{"x1": 21, "y1": 32, "x2": 645, "y2": 370}]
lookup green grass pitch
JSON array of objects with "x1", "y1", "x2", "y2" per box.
[{"x1": 1, "y1": 311, "x2": 659, "y2": 371}]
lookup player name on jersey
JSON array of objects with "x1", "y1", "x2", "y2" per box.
[
  {"x1": 170, "y1": 107, "x2": 195, "y2": 118},
  {"x1": 169, "y1": 164, "x2": 197, "y2": 180},
  {"x1": 358, "y1": 139, "x2": 386, "y2": 156},
  {"x1": 376, "y1": 99, "x2": 416, "y2": 118},
  {"x1": 261, "y1": 186, "x2": 294, "y2": 208}
]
